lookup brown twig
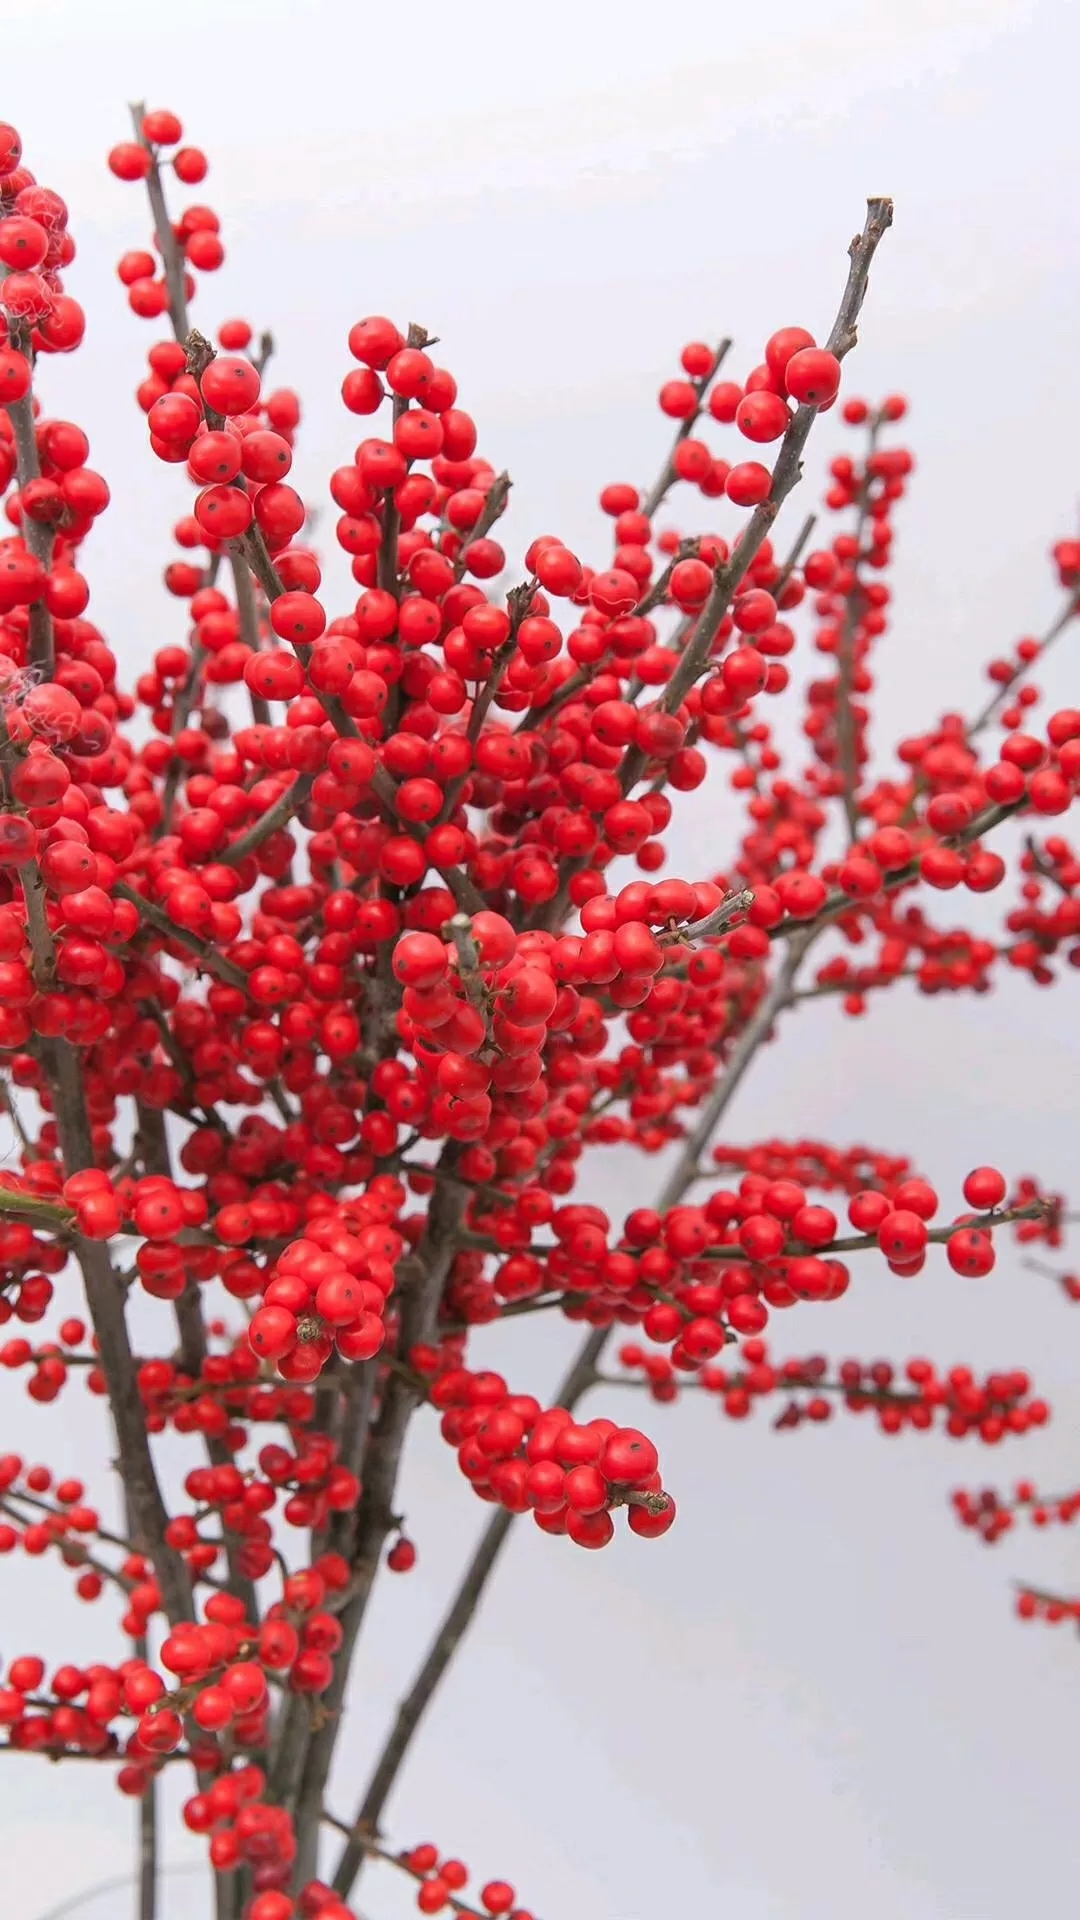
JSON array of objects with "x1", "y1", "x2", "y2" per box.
[
  {"x1": 288, "y1": 1165, "x2": 468, "y2": 1883},
  {"x1": 222, "y1": 774, "x2": 313, "y2": 867},
  {"x1": 114, "y1": 881, "x2": 250, "y2": 988},
  {"x1": 451, "y1": 470, "x2": 512, "y2": 583},
  {"x1": 834, "y1": 417, "x2": 881, "y2": 841},
  {"x1": 229, "y1": 546, "x2": 271, "y2": 725},
  {"x1": 968, "y1": 584, "x2": 1080, "y2": 738},
  {"x1": 1, "y1": 340, "x2": 55, "y2": 677},
  {"x1": 641, "y1": 338, "x2": 732, "y2": 520},
  {"x1": 329, "y1": 1311, "x2": 610, "y2": 1899},
  {"x1": 766, "y1": 797, "x2": 1026, "y2": 943},
  {"x1": 129, "y1": 101, "x2": 189, "y2": 341},
  {"x1": 624, "y1": 200, "x2": 893, "y2": 796}
]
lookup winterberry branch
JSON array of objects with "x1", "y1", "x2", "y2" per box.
[
  {"x1": 114, "y1": 880, "x2": 250, "y2": 987},
  {"x1": 451, "y1": 469, "x2": 512, "y2": 583},
  {"x1": 228, "y1": 546, "x2": 271, "y2": 725},
  {"x1": 382, "y1": 323, "x2": 433, "y2": 598},
  {"x1": 643, "y1": 200, "x2": 892, "y2": 745},
  {"x1": 641, "y1": 338, "x2": 731, "y2": 519},
  {"x1": 288, "y1": 1173, "x2": 469, "y2": 1881},
  {"x1": 774, "y1": 510, "x2": 817, "y2": 597},
  {"x1": 0, "y1": 340, "x2": 56, "y2": 676},
  {"x1": 129, "y1": 101, "x2": 189, "y2": 340},
  {"x1": 968, "y1": 583, "x2": 1080, "y2": 738},
  {"x1": 766, "y1": 796, "x2": 1026, "y2": 942},
  {"x1": 329, "y1": 1316, "x2": 611, "y2": 1900},
  {"x1": 835, "y1": 413, "x2": 881, "y2": 840},
  {"x1": 221, "y1": 773, "x2": 313, "y2": 867}
]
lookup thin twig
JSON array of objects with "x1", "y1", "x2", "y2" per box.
[
  {"x1": 222, "y1": 774, "x2": 313, "y2": 867},
  {"x1": 968, "y1": 584, "x2": 1080, "y2": 738},
  {"x1": 330, "y1": 1306, "x2": 611, "y2": 1899},
  {"x1": 114, "y1": 882, "x2": 249, "y2": 987},
  {"x1": 129, "y1": 101, "x2": 189, "y2": 340},
  {"x1": 835, "y1": 417, "x2": 880, "y2": 841},
  {"x1": 641, "y1": 338, "x2": 732, "y2": 519},
  {"x1": 628, "y1": 200, "x2": 893, "y2": 791},
  {"x1": 1, "y1": 342, "x2": 55, "y2": 677},
  {"x1": 451, "y1": 470, "x2": 512, "y2": 583}
]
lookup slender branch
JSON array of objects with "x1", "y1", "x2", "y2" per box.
[
  {"x1": 767, "y1": 797, "x2": 1026, "y2": 943},
  {"x1": 229, "y1": 546, "x2": 271, "y2": 725},
  {"x1": 158, "y1": 639, "x2": 206, "y2": 839},
  {"x1": 129, "y1": 101, "x2": 189, "y2": 341},
  {"x1": 330, "y1": 1315, "x2": 611, "y2": 1899},
  {"x1": 641, "y1": 339, "x2": 732, "y2": 519},
  {"x1": 627, "y1": 200, "x2": 893, "y2": 792},
  {"x1": 323, "y1": 1814, "x2": 480, "y2": 1919},
  {"x1": 531, "y1": 204, "x2": 891, "y2": 936},
  {"x1": 51, "y1": 1055, "x2": 193, "y2": 1622},
  {"x1": 774, "y1": 512, "x2": 817, "y2": 598},
  {"x1": 25, "y1": 1864, "x2": 206, "y2": 1920},
  {"x1": 136, "y1": 1102, "x2": 261, "y2": 1622},
  {"x1": 0, "y1": 1075, "x2": 32, "y2": 1154},
  {"x1": 124, "y1": 1485, "x2": 160, "y2": 1920},
  {"x1": 451, "y1": 470, "x2": 512, "y2": 582},
  {"x1": 222, "y1": 774, "x2": 313, "y2": 867},
  {"x1": 138, "y1": 1797, "x2": 159, "y2": 1920},
  {"x1": 835, "y1": 417, "x2": 880, "y2": 841},
  {"x1": 657, "y1": 933, "x2": 818, "y2": 1212},
  {"x1": 380, "y1": 324, "x2": 432, "y2": 597},
  {"x1": 288, "y1": 1168, "x2": 468, "y2": 1884},
  {"x1": 15, "y1": 868, "x2": 193, "y2": 1624},
  {"x1": 969, "y1": 584, "x2": 1080, "y2": 738},
  {"x1": 114, "y1": 881, "x2": 249, "y2": 988},
  {"x1": 679, "y1": 887, "x2": 755, "y2": 943},
  {"x1": 2, "y1": 347, "x2": 55, "y2": 677}
]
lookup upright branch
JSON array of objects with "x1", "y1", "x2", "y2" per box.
[
  {"x1": 129, "y1": 101, "x2": 190, "y2": 341},
  {"x1": 833, "y1": 412, "x2": 882, "y2": 840},
  {"x1": 655, "y1": 199, "x2": 893, "y2": 728},
  {"x1": 0, "y1": 102, "x2": 1075, "y2": 1920}
]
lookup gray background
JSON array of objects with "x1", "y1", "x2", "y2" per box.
[{"x1": 2, "y1": 2, "x2": 1079, "y2": 1915}]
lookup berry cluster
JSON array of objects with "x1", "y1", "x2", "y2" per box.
[{"x1": 0, "y1": 101, "x2": 1073, "y2": 1920}]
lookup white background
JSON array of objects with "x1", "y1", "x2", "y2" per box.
[{"x1": 3, "y1": 2, "x2": 1080, "y2": 1916}]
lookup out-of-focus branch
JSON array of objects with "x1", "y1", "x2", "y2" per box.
[
  {"x1": 968, "y1": 584, "x2": 1080, "y2": 738},
  {"x1": 834, "y1": 417, "x2": 880, "y2": 841},
  {"x1": 229, "y1": 546, "x2": 271, "y2": 725},
  {"x1": 1, "y1": 324, "x2": 56, "y2": 677},
  {"x1": 451, "y1": 469, "x2": 512, "y2": 583},
  {"x1": 774, "y1": 511, "x2": 817, "y2": 598}
]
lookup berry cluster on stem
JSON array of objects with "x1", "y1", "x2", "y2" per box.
[{"x1": 0, "y1": 100, "x2": 1073, "y2": 1920}]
